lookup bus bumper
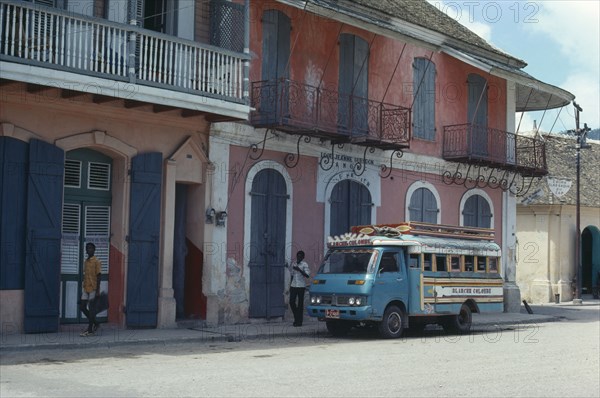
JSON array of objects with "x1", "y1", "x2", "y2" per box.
[{"x1": 306, "y1": 305, "x2": 379, "y2": 322}]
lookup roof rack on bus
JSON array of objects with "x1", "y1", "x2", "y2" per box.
[{"x1": 351, "y1": 222, "x2": 495, "y2": 241}]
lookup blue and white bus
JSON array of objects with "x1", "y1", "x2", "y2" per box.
[{"x1": 307, "y1": 222, "x2": 503, "y2": 338}]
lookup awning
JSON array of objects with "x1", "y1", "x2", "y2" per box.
[{"x1": 442, "y1": 46, "x2": 575, "y2": 112}]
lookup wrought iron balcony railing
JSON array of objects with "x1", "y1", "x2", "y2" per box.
[
  {"x1": 0, "y1": 0, "x2": 248, "y2": 104},
  {"x1": 443, "y1": 123, "x2": 548, "y2": 176},
  {"x1": 250, "y1": 78, "x2": 411, "y2": 150}
]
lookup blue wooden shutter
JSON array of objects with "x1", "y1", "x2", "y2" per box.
[
  {"x1": 330, "y1": 180, "x2": 371, "y2": 236},
  {"x1": 24, "y1": 139, "x2": 64, "y2": 333},
  {"x1": 126, "y1": 152, "x2": 162, "y2": 327},
  {"x1": 408, "y1": 188, "x2": 423, "y2": 221},
  {"x1": 261, "y1": 10, "x2": 290, "y2": 120},
  {"x1": 249, "y1": 169, "x2": 286, "y2": 318},
  {"x1": 249, "y1": 171, "x2": 268, "y2": 318},
  {"x1": 276, "y1": 12, "x2": 290, "y2": 117},
  {"x1": 413, "y1": 58, "x2": 436, "y2": 140},
  {"x1": 423, "y1": 188, "x2": 438, "y2": 223},
  {"x1": 268, "y1": 171, "x2": 287, "y2": 318},
  {"x1": 0, "y1": 137, "x2": 28, "y2": 290},
  {"x1": 352, "y1": 36, "x2": 369, "y2": 135},
  {"x1": 409, "y1": 188, "x2": 437, "y2": 223},
  {"x1": 468, "y1": 73, "x2": 488, "y2": 156},
  {"x1": 261, "y1": 10, "x2": 277, "y2": 81},
  {"x1": 338, "y1": 34, "x2": 354, "y2": 133},
  {"x1": 349, "y1": 180, "x2": 371, "y2": 226},
  {"x1": 467, "y1": 73, "x2": 488, "y2": 127},
  {"x1": 464, "y1": 195, "x2": 491, "y2": 228},
  {"x1": 338, "y1": 34, "x2": 369, "y2": 135}
]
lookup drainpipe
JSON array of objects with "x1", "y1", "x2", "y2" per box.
[
  {"x1": 128, "y1": 0, "x2": 138, "y2": 84},
  {"x1": 243, "y1": 0, "x2": 250, "y2": 105}
]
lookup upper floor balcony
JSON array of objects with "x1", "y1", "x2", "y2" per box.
[
  {"x1": 443, "y1": 123, "x2": 548, "y2": 176},
  {"x1": 250, "y1": 78, "x2": 411, "y2": 150},
  {"x1": 0, "y1": 0, "x2": 249, "y2": 120}
]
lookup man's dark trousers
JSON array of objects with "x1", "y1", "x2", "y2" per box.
[{"x1": 290, "y1": 287, "x2": 306, "y2": 326}]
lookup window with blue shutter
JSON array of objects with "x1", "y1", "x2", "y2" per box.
[
  {"x1": 330, "y1": 180, "x2": 372, "y2": 236},
  {"x1": 463, "y1": 194, "x2": 492, "y2": 228},
  {"x1": 408, "y1": 187, "x2": 438, "y2": 223},
  {"x1": 413, "y1": 58, "x2": 436, "y2": 140}
]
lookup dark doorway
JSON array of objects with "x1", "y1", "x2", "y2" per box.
[
  {"x1": 172, "y1": 183, "x2": 204, "y2": 319},
  {"x1": 582, "y1": 226, "x2": 600, "y2": 296}
]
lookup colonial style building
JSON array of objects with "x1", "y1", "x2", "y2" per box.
[
  {"x1": 517, "y1": 133, "x2": 600, "y2": 303},
  {"x1": 1, "y1": 0, "x2": 574, "y2": 333}
]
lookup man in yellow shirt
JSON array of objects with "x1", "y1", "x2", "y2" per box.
[{"x1": 80, "y1": 242, "x2": 102, "y2": 337}]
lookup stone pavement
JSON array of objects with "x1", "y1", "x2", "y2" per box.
[{"x1": 1, "y1": 300, "x2": 598, "y2": 352}]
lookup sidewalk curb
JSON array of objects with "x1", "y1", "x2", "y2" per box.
[{"x1": 0, "y1": 313, "x2": 571, "y2": 353}]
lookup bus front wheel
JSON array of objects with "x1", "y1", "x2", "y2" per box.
[
  {"x1": 378, "y1": 305, "x2": 405, "y2": 339},
  {"x1": 445, "y1": 304, "x2": 472, "y2": 334}
]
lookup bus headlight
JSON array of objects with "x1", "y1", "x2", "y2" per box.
[{"x1": 347, "y1": 296, "x2": 365, "y2": 306}]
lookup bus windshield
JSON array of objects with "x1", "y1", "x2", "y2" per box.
[{"x1": 318, "y1": 249, "x2": 377, "y2": 274}]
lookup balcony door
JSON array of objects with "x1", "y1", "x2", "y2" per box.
[
  {"x1": 261, "y1": 9, "x2": 290, "y2": 122},
  {"x1": 467, "y1": 73, "x2": 488, "y2": 157},
  {"x1": 107, "y1": 0, "x2": 193, "y2": 39},
  {"x1": 339, "y1": 34, "x2": 369, "y2": 136}
]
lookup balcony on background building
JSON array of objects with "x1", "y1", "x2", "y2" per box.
[
  {"x1": 250, "y1": 78, "x2": 411, "y2": 150},
  {"x1": 0, "y1": 0, "x2": 249, "y2": 119},
  {"x1": 443, "y1": 123, "x2": 548, "y2": 176}
]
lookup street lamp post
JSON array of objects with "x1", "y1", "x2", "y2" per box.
[{"x1": 572, "y1": 101, "x2": 590, "y2": 304}]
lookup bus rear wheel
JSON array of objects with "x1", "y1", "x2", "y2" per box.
[
  {"x1": 444, "y1": 304, "x2": 472, "y2": 334},
  {"x1": 378, "y1": 305, "x2": 405, "y2": 339}
]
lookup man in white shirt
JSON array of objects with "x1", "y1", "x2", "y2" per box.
[{"x1": 289, "y1": 250, "x2": 310, "y2": 327}]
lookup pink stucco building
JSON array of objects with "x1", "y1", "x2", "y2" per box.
[{"x1": 0, "y1": 0, "x2": 573, "y2": 332}]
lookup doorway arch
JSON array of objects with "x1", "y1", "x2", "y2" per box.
[{"x1": 582, "y1": 225, "x2": 600, "y2": 297}]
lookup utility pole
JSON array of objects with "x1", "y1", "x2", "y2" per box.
[{"x1": 572, "y1": 101, "x2": 591, "y2": 304}]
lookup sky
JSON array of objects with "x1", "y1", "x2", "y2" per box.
[{"x1": 427, "y1": 0, "x2": 600, "y2": 133}]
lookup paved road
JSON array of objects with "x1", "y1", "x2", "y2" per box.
[{"x1": 1, "y1": 305, "x2": 598, "y2": 397}]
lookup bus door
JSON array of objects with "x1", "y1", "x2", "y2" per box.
[{"x1": 371, "y1": 250, "x2": 408, "y2": 316}]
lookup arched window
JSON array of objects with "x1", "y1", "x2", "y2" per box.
[
  {"x1": 330, "y1": 180, "x2": 372, "y2": 236},
  {"x1": 463, "y1": 194, "x2": 492, "y2": 228},
  {"x1": 413, "y1": 58, "x2": 436, "y2": 140},
  {"x1": 408, "y1": 187, "x2": 438, "y2": 223}
]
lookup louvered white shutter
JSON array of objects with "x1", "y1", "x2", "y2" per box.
[
  {"x1": 61, "y1": 203, "x2": 81, "y2": 274},
  {"x1": 84, "y1": 206, "x2": 110, "y2": 273}
]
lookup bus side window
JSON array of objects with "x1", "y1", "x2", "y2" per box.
[
  {"x1": 409, "y1": 253, "x2": 420, "y2": 268},
  {"x1": 489, "y1": 257, "x2": 499, "y2": 273},
  {"x1": 450, "y1": 256, "x2": 460, "y2": 272},
  {"x1": 379, "y1": 252, "x2": 399, "y2": 273},
  {"x1": 423, "y1": 253, "x2": 432, "y2": 271},
  {"x1": 464, "y1": 255, "x2": 474, "y2": 272},
  {"x1": 436, "y1": 255, "x2": 447, "y2": 272},
  {"x1": 476, "y1": 256, "x2": 486, "y2": 272}
]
